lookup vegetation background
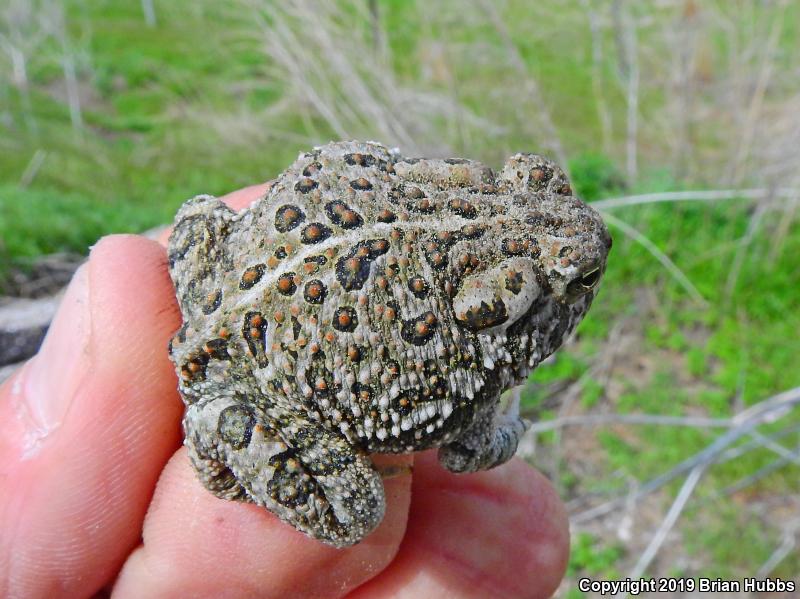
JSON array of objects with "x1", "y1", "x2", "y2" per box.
[{"x1": 1, "y1": 0, "x2": 798, "y2": 595}]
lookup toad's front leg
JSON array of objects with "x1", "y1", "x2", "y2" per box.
[
  {"x1": 184, "y1": 395, "x2": 386, "y2": 547},
  {"x1": 437, "y1": 386, "x2": 527, "y2": 473}
]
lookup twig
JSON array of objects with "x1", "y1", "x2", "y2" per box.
[
  {"x1": 61, "y1": 49, "x2": 83, "y2": 131},
  {"x1": 571, "y1": 386, "x2": 800, "y2": 524},
  {"x1": 628, "y1": 462, "x2": 707, "y2": 578},
  {"x1": 715, "y1": 423, "x2": 800, "y2": 465},
  {"x1": 621, "y1": 1, "x2": 639, "y2": 182},
  {"x1": 747, "y1": 430, "x2": 800, "y2": 466},
  {"x1": 724, "y1": 198, "x2": 768, "y2": 302},
  {"x1": 714, "y1": 455, "x2": 795, "y2": 500},
  {"x1": 528, "y1": 413, "x2": 732, "y2": 433},
  {"x1": 44, "y1": 0, "x2": 84, "y2": 132},
  {"x1": 2, "y1": 36, "x2": 37, "y2": 133},
  {"x1": 757, "y1": 518, "x2": 799, "y2": 577},
  {"x1": 141, "y1": 0, "x2": 157, "y2": 27},
  {"x1": 601, "y1": 212, "x2": 707, "y2": 306},
  {"x1": 19, "y1": 149, "x2": 47, "y2": 187},
  {"x1": 592, "y1": 188, "x2": 800, "y2": 210},
  {"x1": 568, "y1": 424, "x2": 800, "y2": 512},
  {"x1": 768, "y1": 186, "x2": 800, "y2": 261},
  {"x1": 367, "y1": 0, "x2": 382, "y2": 55},
  {"x1": 579, "y1": 0, "x2": 613, "y2": 154},
  {"x1": 667, "y1": 0, "x2": 699, "y2": 180},
  {"x1": 477, "y1": 0, "x2": 568, "y2": 169},
  {"x1": 730, "y1": 0, "x2": 789, "y2": 185}
]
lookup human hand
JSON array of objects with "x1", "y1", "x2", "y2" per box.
[{"x1": 0, "y1": 184, "x2": 569, "y2": 599}]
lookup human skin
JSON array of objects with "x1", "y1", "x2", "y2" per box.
[{"x1": 0, "y1": 183, "x2": 570, "y2": 599}]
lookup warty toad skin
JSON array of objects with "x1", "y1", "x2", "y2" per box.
[{"x1": 167, "y1": 141, "x2": 612, "y2": 547}]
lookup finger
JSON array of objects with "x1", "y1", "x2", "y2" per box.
[
  {"x1": 0, "y1": 235, "x2": 184, "y2": 599},
  {"x1": 113, "y1": 451, "x2": 412, "y2": 599},
  {"x1": 156, "y1": 182, "x2": 273, "y2": 246},
  {"x1": 221, "y1": 182, "x2": 274, "y2": 211},
  {"x1": 349, "y1": 452, "x2": 570, "y2": 599}
]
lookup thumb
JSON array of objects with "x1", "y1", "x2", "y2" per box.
[{"x1": 0, "y1": 235, "x2": 184, "y2": 599}]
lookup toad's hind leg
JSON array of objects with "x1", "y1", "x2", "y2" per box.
[
  {"x1": 184, "y1": 396, "x2": 385, "y2": 547},
  {"x1": 437, "y1": 386, "x2": 527, "y2": 473}
]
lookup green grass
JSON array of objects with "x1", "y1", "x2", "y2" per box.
[
  {"x1": 567, "y1": 532, "x2": 624, "y2": 581},
  {"x1": 2, "y1": 0, "x2": 799, "y2": 591},
  {"x1": 523, "y1": 160, "x2": 800, "y2": 587},
  {"x1": 0, "y1": 1, "x2": 313, "y2": 282}
]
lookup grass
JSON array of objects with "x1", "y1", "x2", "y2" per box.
[
  {"x1": 2, "y1": 0, "x2": 799, "y2": 593},
  {"x1": 527, "y1": 171, "x2": 800, "y2": 585},
  {"x1": 0, "y1": 1, "x2": 310, "y2": 279}
]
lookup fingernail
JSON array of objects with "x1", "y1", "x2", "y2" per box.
[{"x1": 14, "y1": 263, "x2": 91, "y2": 457}]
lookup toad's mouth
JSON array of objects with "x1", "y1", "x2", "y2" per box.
[{"x1": 471, "y1": 287, "x2": 593, "y2": 389}]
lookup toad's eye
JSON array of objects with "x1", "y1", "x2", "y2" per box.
[
  {"x1": 565, "y1": 266, "x2": 601, "y2": 299},
  {"x1": 578, "y1": 267, "x2": 601, "y2": 288}
]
